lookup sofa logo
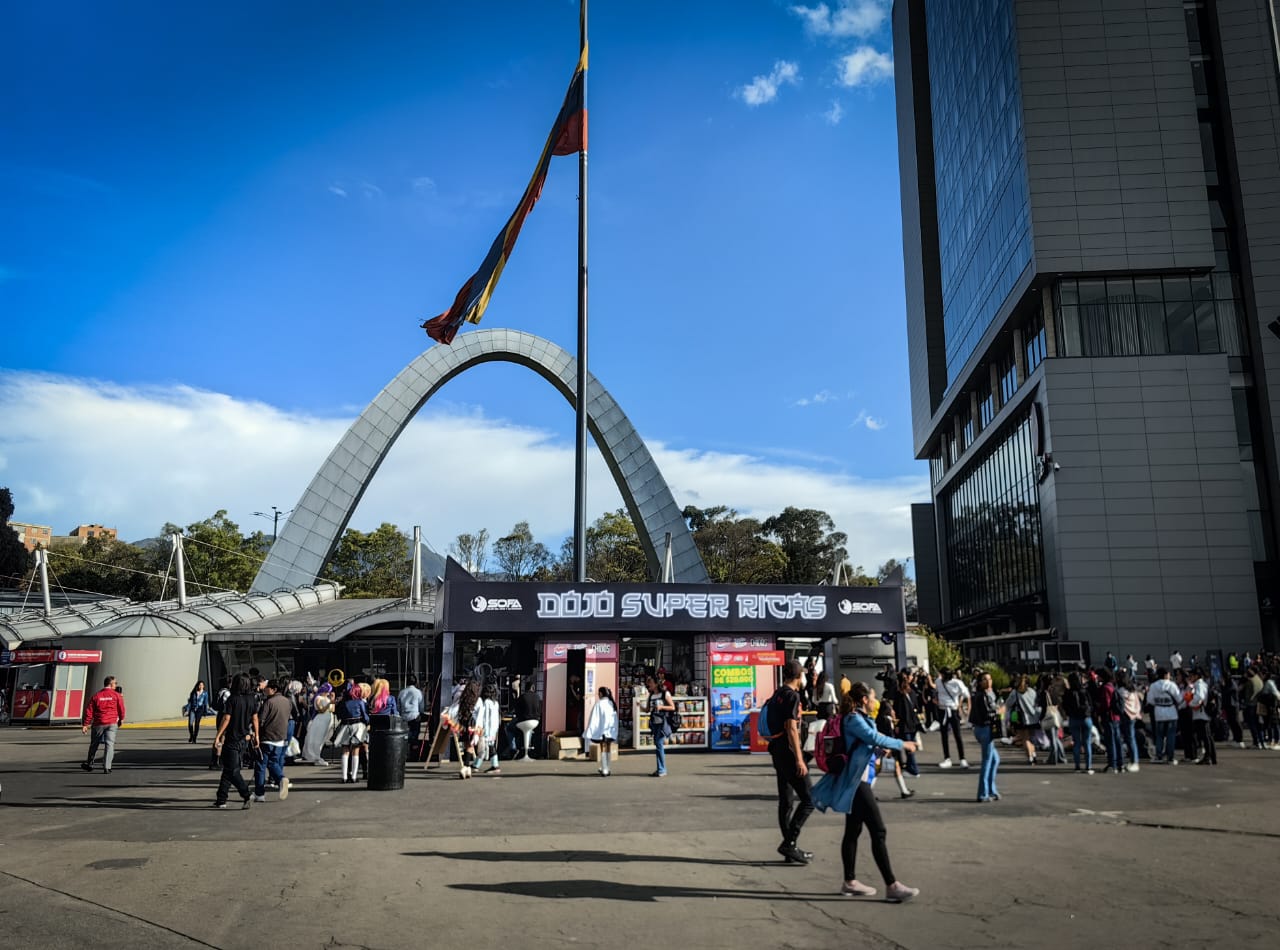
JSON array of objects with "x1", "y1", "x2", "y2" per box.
[
  {"x1": 838, "y1": 599, "x2": 883, "y2": 615},
  {"x1": 471, "y1": 596, "x2": 523, "y2": 613}
]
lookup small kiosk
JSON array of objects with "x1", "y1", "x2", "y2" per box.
[
  {"x1": 437, "y1": 579, "x2": 906, "y2": 753},
  {"x1": 1, "y1": 647, "x2": 103, "y2": 724}
]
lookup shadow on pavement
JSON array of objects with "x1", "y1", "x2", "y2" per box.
[
  {"x1": 405, "y1": 849, "x2": 782, "y2": 867},
  {"x1": 3, "y1": 796, "x2": 208, "y2": 810},
  {"x1": 447, "y1": 879, "x2": 848, "y2": 902}
]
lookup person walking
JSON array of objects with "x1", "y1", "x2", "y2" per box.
[
  {"x1": 814, "y1": 671, "x2": 839, "y2": 721},
  {"x1": 585, "y1": 686, "x2": 619, "y2": 776},
  {"x1": 968, "y1": 671, "x2": 1003, "y2": 801},
  {"x1": 1243, "y1": 665, "x2": 1266, "y2": 748},
  {"x1": 935, "y1": 668, "x2": 970, "y2": 769},
  {"x1": 253, "y1": 679, "x2": 292, "y2": 801},
  {"x1": 644, "y1": 674, "x2": 675, "y2": 778},
  {"x1": 510, "y1": 679, "x2": 541, "y2": 760},
  {"x1": 1220, "y1": 672, "x2": 1244, "y2": 748},
  {"x1": 1145, "y1": 667, "x2": 1184, "y2": 765},
  {"x1": 1004, "y1": 674, "x2": 1041, "y2": 765},
  {"x1": 81, "y1": 675, "x2": 126, "y2": 774},
  {"x1": 764, "y1": 659, "x2": 815, "y2": 864},
  {"x1": 211, "y1": 673, "x2": 258, "y2": 809},
  {"x1": 892, "y1": 671, "x2": 922, "y2": 778},
  {"x1": 1038, "y1": 673, "x2": 1066, "y2": 765},
  {"x1": 184, "y1": 680, "x2": 211, "y2": 744},
  {"x1": 874, "y1": 693, "x2": 915, "y2": 799},
  {"x1": 811, "y1": 681, "x2": 920, "y2": 903}
]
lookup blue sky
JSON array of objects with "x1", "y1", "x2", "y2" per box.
[{"x1": 1, "y1": 1, "x2": 925, "y2": 572}]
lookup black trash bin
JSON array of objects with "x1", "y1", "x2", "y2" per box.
[{"x1": 367, "y1": 714, "x2": 408, "y2": 790}]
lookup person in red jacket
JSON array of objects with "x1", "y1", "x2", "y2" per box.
[{"x1": 81, "y1": 675, "x2": 126, "y2": 774}]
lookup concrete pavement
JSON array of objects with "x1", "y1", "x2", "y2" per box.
[{"x1": 1, "y1": 727, "x2": 1277, "y2": 949}]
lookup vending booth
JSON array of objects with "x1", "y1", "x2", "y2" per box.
[
  {"x1": 1, "y1": 647, "x2": 103, "y2": 724},
  {"x1": 542, "y1": 639, "x2": 619, "y2": 735},
  {"x1": 707, "y1": 637, "x2": 785, "y2": 750}
]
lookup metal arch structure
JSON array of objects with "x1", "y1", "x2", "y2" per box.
[{"x1": 251, "y1": 329, "x2": 709, "y2": 593}]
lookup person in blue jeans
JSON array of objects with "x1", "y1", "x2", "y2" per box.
[
  {"x1": 1062, "y1": 671, "x2": 1095, "y2": 773},
  {"x1": 645, "y1": 674, "x2": 674, "y2": 777},
  {"x1": 1145, "y1": 667, "x2": 1184, "y2": 763},
  {"x1": 253, "y1": 680, "x2": 292, "y2": 801},
  {"x1": 968, "y1": 671, "x2": 1002, "y2": 802}
]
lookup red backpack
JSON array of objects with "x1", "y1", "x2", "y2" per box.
[{"x1": 815, "y1": 716, "x2": 849, "y2": 775}]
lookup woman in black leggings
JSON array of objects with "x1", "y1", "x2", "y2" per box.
[{"x1": 813, "y1": 682, "x2": 920, "y2": 902}]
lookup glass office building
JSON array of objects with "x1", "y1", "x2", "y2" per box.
[{"x1": 895, "y1": 0, "x2": 1280, "y2": 658}]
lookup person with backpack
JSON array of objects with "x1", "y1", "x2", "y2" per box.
[
  {"x1": 1115, "y1": 671, "x2": 1143, "y2": 772},
  {"x1": 1187, "y1": 668, "x2": 1217, "y2": 765},
  {"x1": 762, "y1": 659, "x2": 815, "y2": 864},
  {"x1": 644, "y1": 674, "x2": 675, "y2": 778},
  {"x1": 1145, "y1": 667, "x2": 1184, "y2": 764},
  {"x1": 1061, "y1": 671, "x2": 1095, "y2": 774},
  {"x1": 811, "y1": 681, "x2": 920, "y2": 903}
]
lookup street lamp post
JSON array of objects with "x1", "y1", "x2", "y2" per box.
[{"x1": 252, "y1": 506, "x2": 293, "y2": 543}]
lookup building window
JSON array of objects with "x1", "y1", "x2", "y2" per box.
[
  {"x1": 998, "y1": 351, "x2": 1017, "y2": 405},
  {"x1": 1024, "y1": 308, "x2": 1046, "y2": 374},
  {"x1": 1052, "y1": 275, "x2": 1231, "y2": 358},
  {"x1": 963, "y1": 416, "x2": 975, "y2": 451},
  {"x1": 978, "y1": 378, "x2": 995, "y2": 429},
  {"x1": 942, "y1": 409, "x2": 1045, "y2": 619}
]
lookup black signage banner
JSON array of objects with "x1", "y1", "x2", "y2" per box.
[{"x1": 442, "y1": 581, "x2": 905, "y2": 636}]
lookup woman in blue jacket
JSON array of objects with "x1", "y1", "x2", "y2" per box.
[
  {"x1": 812, "y1": 681, "x2": 920, "y2": 903},
  {"x1": 184, "y1": 680, "x2": 211, "y2": 744}
]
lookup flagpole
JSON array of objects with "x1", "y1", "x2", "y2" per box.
[{"x1": 572, "y1": 0, "x2": 590, "y2": 583}]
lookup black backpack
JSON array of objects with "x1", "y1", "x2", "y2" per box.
[
  {"x1": 1205, "y1": 687, "x2": 1221, "y2": 719},
  {"x1": 1063, "y1": 688, "x2": 1092, "y2": 719}
]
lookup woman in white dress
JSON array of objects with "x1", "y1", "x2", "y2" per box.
[
  {"x1": 475, "y1": 684, "x2": 502, "y2": 775},
  {"x1": 585, "y1": 686, "x2": 620, "y2": 776}
]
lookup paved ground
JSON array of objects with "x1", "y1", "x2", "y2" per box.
[{"x1": 1, "y1": 726, "x2": 1277, "y2": 949}]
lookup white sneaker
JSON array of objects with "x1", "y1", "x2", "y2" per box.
[
  {"x1": 279, "y1": 777, "x2": 290, "y2": 800},
  {"x1": 959, "y1": 759, "x2": 970, "y2": 769},
  {"x1": 252, "y1": 794, "x2": 267, "y2": 803},
  {"x1": 1237, "y1": 742, "x2": 1246, "y2": 749},
  {"x1": 1124, "y1": 763, "x2": 1139, "y2": 773},
  {"x1": 938, "y1": 758, "x2": 953, "y2": 769},
  {"x1": 886, "y1": 881, "x2": 919, "y2": 903}
]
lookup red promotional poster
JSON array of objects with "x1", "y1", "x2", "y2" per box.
[{"x1": 13, "y1": 688, "x2": 51, "y2": 721}]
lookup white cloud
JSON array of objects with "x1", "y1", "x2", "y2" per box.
[
  {"x1": 793, "y1": 389, "x2": 840, "y2": 407},
  {"x1": 791, "y1": 1, "x2": 888, "y2": 39},
  {"x1": 737, "y1": 60, "x2": 800, "y2": 107},
  {"x1": 823, "y1": 100, "x2": 845, "y2": 125},
  {"x1": 359, "y1": 181, "x2": 383, "y2": 199},
  {"x1": 853, "y1": 408, "x2": 887, "y2": 431},
  {"x1": 838, "y1": 46, "x2": 894, "y2": 87},
  {"x1": 327, "y1": 184, "x2": 348, "y2": 198},
  {"x1": 0, "y1": 373, "x2": 925, "y2": 578},
  {"x1": 411, "y1": 176, "x2": 436, "y2": 196}
]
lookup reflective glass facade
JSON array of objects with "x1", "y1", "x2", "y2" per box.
[
  {"x1": 942, "y1": 409, "x2": 1044, "y2": 619},
  {"x1": 926, "y1": 0, "x2": 1032, "y2": 386}
]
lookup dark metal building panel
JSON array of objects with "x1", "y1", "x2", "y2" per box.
[{"x1": 911, "y1": 502, "x2": 943, "y2": 627}]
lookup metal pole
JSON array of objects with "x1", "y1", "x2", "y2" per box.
[
  {"x1": 572, "y1": 0, "x2": 589, "y2": 583},
  {"x1": 172, "y1": 532, "x2": 188, "y2": 608},
  {"x1": 272, "y1": 508, "x2": 280, "y2": 542},
  {"x1": 37, "y1": 549, "x2": 51, "y2": 615},
  {"x1": 411, "y1": 526, "x2": 423, "y2": 607}
]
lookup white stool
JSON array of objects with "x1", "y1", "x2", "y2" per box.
[{"x1": 516, "y1": 719, "x2": 539, "y2": 760}]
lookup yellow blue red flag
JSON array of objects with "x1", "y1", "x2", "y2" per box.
[{"x1": 423, "y1": 49, "x2": 588, "y2": 344}]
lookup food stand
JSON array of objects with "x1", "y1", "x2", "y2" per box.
[{"x1": 1, "y1": 648, "x2": 103, "y2": 724}]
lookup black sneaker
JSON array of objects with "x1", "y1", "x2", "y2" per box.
[
  {"x1": 211, "y1": 802, "x2": 228, "y2": 809},
  {"x1": 80, "y1": 762, "x2": 92, "y2": 772},
  {"x1": 777, "y1": 842, "x2": 812, "y2": 864},
  {"x1": 241, "y1": 796, "x2": 252, "y2": 810}
]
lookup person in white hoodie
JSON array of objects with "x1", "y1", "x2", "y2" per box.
[
  {"x1": 585, "y1": 686, "x2": 620, "y2": 776},
  {"x1": 475, "y1": 683, "x2": 502, "y2": 775}
]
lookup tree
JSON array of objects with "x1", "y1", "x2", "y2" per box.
[
  {"x1": 46, "y1": 535, "x2": 162, "y2": 601},
  {"x1": 450, "y1": 529, "x2": 490, "y2": 576},
  {"x1": 157, "y1": 511, "x2": 262, "y2": 594},
  {"x1": 682, "y1": 505, "x2": 785, "y2": 584},
  {"x1": 549, "y1": 510, "x2": 650, "y2": 582},
  {"x1": 493, "y1": 521, "x2": 551, "y2": 580},
  {"x1": 0, "y1": 488, "x2": 31, "y2": 589},
  {"x1": 923, "y1": 625, "x2": 964, "y2": 674},
  {"x1": 877, "y1": 558, "x2": 918, "y2": 621},
  {"x1": 323, "y1": 523, "x2": 411, "y2": 597},
  {"x1": 761, "y1": 507, "x2": 849, "y2": 585}
]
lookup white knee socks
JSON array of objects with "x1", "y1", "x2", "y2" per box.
[
  {"x1": 600, "y1": 750, "x2": 611, "y2": 774},
  {"x1": 895, "y1": 771, "x2": 910, "y2": 795}
]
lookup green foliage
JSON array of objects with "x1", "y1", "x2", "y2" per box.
[
  {"x1": 449, "y1": 529, "x2": 490, "y2": 575},
  {"x1": 682, "y1": 505, "x2": 785, "y2": 583},
  {"x1": 922, "y1": 625, "x2": 964, "y2": 674},
  {"x1": 323, "y1": 522, "x2": 411, "y2": 597},
  {"x1": 161, "y1": 510, "x2": 264, "y2": 594},
  {"x1": 584, "y1": 509, "x2": 648, "y2": 581},
  {"x1": 48, "y1": 535, "x2": 163, "y2": 600},
  {"x1": 0, "y1": 488, "x2": 32, "y2": 589},
  {"x1": 493, "y1": 521, "x2": 551, "y2": 580},
  {"x1": 762, "y1": 507, "x2": 849, "y2": 585},
  {"x1": 978, "y1": 660, "x2": 1011, "y2": 693}
]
